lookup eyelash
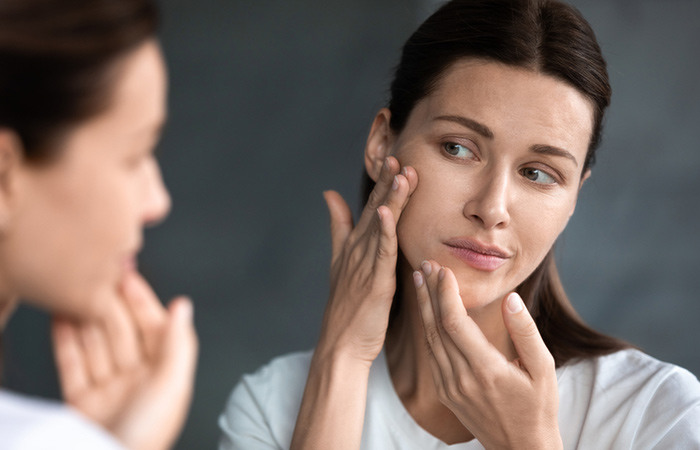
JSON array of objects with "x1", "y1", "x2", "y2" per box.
[
  {"x1": 441, "y1": 140, "x2": 564, "y2": 186},
  {"x1": 441, "y1": 141, "x2": 478, "y2": 161}
]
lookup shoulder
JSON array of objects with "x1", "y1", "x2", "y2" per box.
[
  {"x1": 0, "y1": 389, "x2": 124, "y2": 450},
  {"x1": 558, "y1": 349, "x2": 700, "y2": 448},
  {"x1": 227, "y1": 349, "x2": 313, "y2": 411},
  {"x1": 561, "y1": 348, "x2": 700, "y2": 400},
  {"x1": 219, "y1": 350, "x2": 313, "y2": 450}
]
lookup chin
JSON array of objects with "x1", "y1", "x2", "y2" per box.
[{"x1": 455, "y1": 276, "x2": 513, "y2": 311}]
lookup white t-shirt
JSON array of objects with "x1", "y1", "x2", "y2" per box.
[
  {"x1": 0, "y1": 389, "x2": 124, "y2": 450},
  {"x1": 218, "y1": 348, "x2": 700, "y2": 449}
]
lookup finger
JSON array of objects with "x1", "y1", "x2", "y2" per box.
[
  {"x1": 373, "y1": 206, "x2": 399, "y2": 278},
  {"x1": 323, "y1": 190, "x2": 354, "y2": 260},
  {"x1": 157, "y1": 297, "x2": 198, "y2": 386},
  {"x1": 435, "y1": 267, "x2": 502, "y2": 371},
  {"x1": 122, "y1": 271, "x2": 168, "y2": 360},
  {"x1": 355, "y1": 156, "x2": 400, "y2": 231},
  {"x1": 78, "y1": 322, "x2": 114, "y2": 385},
  {"x1": 398, "y1": 165, "x2": 419, "y2": 208},
  {"x1": 412, "y1": 270, "x2": 450, "y2": 389},
  {"x1": 101, "y1": 287, "x2": 142, "y2": 371},
  {"x1": 502, "y1": 292, "x2": 554, "y2": 377},
  {"x1": 51, "y1": 318, "x2": 90, "y2": 401},
  {"x1": 377, "y1": 170, "x2": 414, "y2": 229},
  {"x1": 415, "y1": 261, "x2": 454, "y2": 379},
  {"x1": 126, "y1": 296, "x2": 197, "y2": 450}
]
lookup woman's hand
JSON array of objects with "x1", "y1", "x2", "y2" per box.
[
  {"x1": 318, "y1": 156, "x2": 417, "y2": 364},
  {"x1": 414, "y1": 260, "x2": 562, "y2": 450},
  {"x1": 51, "y1": 271, "x2": 198, "y2": 450},
  {"x1": 290, "y1": 156, "x2": 417, "y2": 450}
]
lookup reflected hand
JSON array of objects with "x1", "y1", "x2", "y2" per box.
[
  {"x1": 414, "y1": 260, "x2": 562, "y2": 450},
  {"x1": 318, "y1": 156, "x2": 417, "y2": 364},
  {"x1": 51, "y1": 271, "x2": 198, "y2": 450}
]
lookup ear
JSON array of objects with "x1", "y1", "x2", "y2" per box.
[
  {"x1": 568, "y1": 169, "x2": 591, "y2": 218},
  {"x1": 364, "y1": 108, "x2": 394, "y2": 182},
  {"x1": 0, "y1": 129, "x2": 24, "y2": 230}
]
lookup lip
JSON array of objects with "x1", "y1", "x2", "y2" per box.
[{"x1": 444, "y1": 237, "x2": 510, "y2": 272}]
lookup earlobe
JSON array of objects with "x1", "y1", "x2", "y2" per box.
[{"x1": 364, "y1": 108, "x2": 394, "y2": 182}]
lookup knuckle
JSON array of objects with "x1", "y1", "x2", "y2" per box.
[
  {"x1": 376, "y1": 240, "x2": 396, "y2": 259},
  {"x1": 518, "y1": 320, "x2": 540, "y2": 339},
  {"x1": 424, "y1": 326, "x2": 442, "y2": 346},
  {"x1": 440, "y1": 312, "x2": 461, "y2": 335},
  {"x1": 456, "y1": 374, "x2": 472, "y2": 397},
  {"x1": 367, "y1": 189, "x2": 383, "y2": 208}
]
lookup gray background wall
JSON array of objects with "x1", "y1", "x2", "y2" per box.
[{"x1": 3, "y1": 1, "x2": 699, "y2": 448}]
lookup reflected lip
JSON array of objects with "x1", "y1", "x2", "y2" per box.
[{"x1": 444, "y1": 237, "x2": 510, "y2": 271}]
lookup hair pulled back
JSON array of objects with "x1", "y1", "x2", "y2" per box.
[
  {"x1": 366, "y1": 0, "x2": 627, "y2": 366},
  {"x1": 0, "y1": 0, "x2": 158, "y2": 162}
]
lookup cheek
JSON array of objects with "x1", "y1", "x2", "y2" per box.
[
  {"x1": 395, "y1": 164, "x2": 458, "y2": 268},
  {"x1": 512, "y1": 197, "x2": 572, "y2": 269}
]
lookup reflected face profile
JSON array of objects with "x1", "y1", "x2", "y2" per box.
[
  {"x1": 3, "y1": 40, "x2": 170, "y2": 318},
  {"x1": 386, "y1": 60, "x2": 594, "y2": 310}
]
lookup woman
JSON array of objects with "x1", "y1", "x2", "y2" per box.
[
  {"x1": 219, "y1": 0, "x2": 700, "y2": 449},
  {"x1": 0, "y1": 0, "x2": 197, "y2": 449}
]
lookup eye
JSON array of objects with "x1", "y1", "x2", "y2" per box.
[
  {"x1": 521, "y1": 167, "x2": 556, "y2": 185},
  {"x1": 443, "y1": 142, "x2": 475, "y2": 159}
]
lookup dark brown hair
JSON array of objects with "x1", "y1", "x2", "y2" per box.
[
  {"x1": 365, "y1": 0, "x2": 628, "y2": 367},
  {"x1": 0, "y1": 0, "x2": 158, "y2": 162},
  {"x1": 0, "y1": 0, "x2": 158, "y2": 382}
]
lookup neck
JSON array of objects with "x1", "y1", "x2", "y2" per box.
[{"x1": 384, "y1": 256, "x2": 515, "y2": 444}]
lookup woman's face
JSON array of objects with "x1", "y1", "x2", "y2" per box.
[
  {"x1": 371, "y1": 60, "x2": 593, "y2": 310},
  {"x1": 0, "y1": 40, "x2": 170, "y2": 319}
]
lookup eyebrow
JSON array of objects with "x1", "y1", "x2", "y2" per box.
[
  {"x1": 434, "y1": 114, "x2": 579, "y2": 167},
  {"x1": 434, "y1": 115, "x2": 494, "y2": 139},
  {"x1": 531, "y1": 144, "x2": 578, "y2": 167}
]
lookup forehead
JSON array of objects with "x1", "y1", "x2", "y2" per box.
[
  {"x1": 108, "y1": 40, "x2": 167, "y2": 126},
  {"x1": 411, "y1": 59, "x2": 594, "y2": 157}
]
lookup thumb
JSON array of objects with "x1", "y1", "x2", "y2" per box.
[
  {"x1": 502, "y1": 292, "x2": 554, "y2": 377},
  {"x1": 111, "y1": 297, "x2": 198, "y2": 450},
  {"x1": 158, "y1": 297, "x2": 198, "y2": 387},
  {"x1": 323, "y1": 190, "x2": 353, "y2": 258}
]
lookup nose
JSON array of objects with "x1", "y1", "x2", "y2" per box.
[
  {"x1": 142, "y1": 159, "x2": 171, "y2": 227},
  {"x1": 462, "y1": 169, "x2": 511, "y2": 229}
]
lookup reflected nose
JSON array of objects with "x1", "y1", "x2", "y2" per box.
[
  {"x1": 463, "y1": 169, "x2": 511, "y2": 229},
  {"x1": 142, "y1": 159, "x2": 171, "y2": 227}
]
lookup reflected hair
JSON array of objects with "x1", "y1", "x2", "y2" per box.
[
  {"x1": 362, "y1": 0, "x2": 628, "y2": 366},
  {"x1": 0, "y1": 0, "x2": 158, "y2": 162}
]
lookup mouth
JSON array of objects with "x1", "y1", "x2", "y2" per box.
[{"x1": 444, "y1": 238, "x2": 510, "y2": 272}]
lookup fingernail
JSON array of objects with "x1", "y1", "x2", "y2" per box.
[
  {"x1": 438, "y1": 267, "x2": 445, "y2": 281},
  {"x1": 392, "y1": 176, "x2": 399, "y2": 190},
  {"x1": 506, "y1": 293, "x2": 523, "y2": 313},
  {"x1": 412, "y1": 271, "x2": 424, "y2": 288},
  {"x1": 420, "y1": 260, "x2": 432, "y2": 275},
  {"x1": 376, "y1": 207, "x2": 383, "y2": 221},
  {"x1": 384, "y1": 157, "x2": 390, "y2": 170},
  {"x1": 401, "y1": 167, "x2": 408, "y2": 176},
  {"x1": 178, "y1": 297, "x2": 193, "y2": 320}
]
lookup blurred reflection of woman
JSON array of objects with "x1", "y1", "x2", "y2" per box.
[{"x1": 0, "y1": 1, "x2": 197, "y2": 449}]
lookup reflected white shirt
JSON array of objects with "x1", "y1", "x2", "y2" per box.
[{"x1": 0, "y1": 389, "x2": 124, "y2": 450}]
